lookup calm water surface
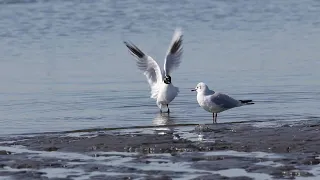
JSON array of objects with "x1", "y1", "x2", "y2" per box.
[{"x1": 0, "y1": 0, "x2": 320, "y2": 135}]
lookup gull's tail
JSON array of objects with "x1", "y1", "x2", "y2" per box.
[{"x1": 239, "y1": 100, "x2": 254, "y2": 105}]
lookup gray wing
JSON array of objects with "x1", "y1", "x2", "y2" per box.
[
  {"x1": 124, "y1": 41, "x2": 163, "y2": 85},
  {"x1": 164, "y1": 28, "x2": 183, "y2": 76},
  {"x1": 124, "y1": 41, "x2": 163, "y2": 99},
  {"x1": 210, "y1": 92, "x2": 241, "y2": 109}
]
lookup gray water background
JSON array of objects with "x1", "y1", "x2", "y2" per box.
[{"x1": 0, "y1": 0, "x2": 320, "y2": 135}]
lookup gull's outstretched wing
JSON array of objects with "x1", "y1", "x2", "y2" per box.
[
  {"x1": 164, "y1": 28, "x2": 183, "y2": 76},
  {"x1": 124, "y1": 41, "x2": 163, "y2": 99}
]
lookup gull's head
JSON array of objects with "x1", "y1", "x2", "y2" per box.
[
  {"x1": 191, "y1": 82, "x2": 208, "y2": 93},
  {"x1": 164, "y1": 75, "x2": 172, "y2": 84}
]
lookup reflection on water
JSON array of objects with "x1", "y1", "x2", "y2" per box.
[
  {"x1": 152, "y1": 113, "x2": 175, "y2": 135},
  {"x1": 152, "y1": 113, "x2": 213, "y2": 141}
]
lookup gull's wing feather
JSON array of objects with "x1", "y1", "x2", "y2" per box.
[
  {"x1": 210, "y1": 92, "x2": 241, "y2": 109},
  {"x1": 124, "y1": 41, "x2": 163, "y2": 99},
  {"x1": 164, "y1": 28, "x2": 183, "y2": 76}
]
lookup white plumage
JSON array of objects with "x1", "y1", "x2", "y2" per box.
[
  {"x1": 124, "y1": 28, "x2": 183, "y2": 112},
  {"x1": 192, "y1": 82, "x2": 254, "y2": 123}
]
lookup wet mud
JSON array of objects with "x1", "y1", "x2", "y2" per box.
[{"x1": 1, "y1": 121, "x2": 320, "y2": 180}]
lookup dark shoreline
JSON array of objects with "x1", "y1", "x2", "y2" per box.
[{"x1": 1, "y1": 120, "x2": 320, "y2": 180}]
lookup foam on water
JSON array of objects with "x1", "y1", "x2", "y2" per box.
[
  {"x1": 62, "y1": 132, "x2": 99, "y2": 138},
  {"x1": 0, "y1": 141, "x2": 16, "y2": 145},
  {"x1": 202, "y1": 150, "x2": 284, "y2": 159},
  {"x1": 255, "y1": 160, "x2": 284, "y2": 167}
]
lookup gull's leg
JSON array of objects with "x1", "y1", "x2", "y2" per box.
[
  {"x1": 167, "y1": 104, "x2": 170, "y2": 113},
  {"x1": 215, "y1": 113, "x2": 218, "y2": 123},
  {"x1": 212, "y1": 113, "x2": 215, "y2": 123},
  {"x1": 159, "y1": 103, "x2": 163, "y2": 113}
]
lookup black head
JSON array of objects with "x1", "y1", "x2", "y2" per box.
[{"x1": 163, "y1": 75, "x2": 172, "y2": 84}]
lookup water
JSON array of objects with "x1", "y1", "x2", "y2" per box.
[
  {"x1": 0, "y1": 145, "x2": 281, "y2": 179},
  {"x1": 0, "y1": 0, "x2": 320, "y2": 135},
  {"x1": 1, "y1": 143, "x2": 319, "y2": 179}
]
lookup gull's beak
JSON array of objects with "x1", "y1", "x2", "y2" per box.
[{"x1": 191, "y1": 89, "x2": 196, "y2": 92}]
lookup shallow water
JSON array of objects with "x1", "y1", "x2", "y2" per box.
[
  {"x1": 1, "y1": 122, "x2": 320, "y2": 180},
  {"x1": 0, "y1": 144, "x2": 279, "y2": 179},
  {"x1": 0, "y1": 0, "x2": 320, "y2": 135}
]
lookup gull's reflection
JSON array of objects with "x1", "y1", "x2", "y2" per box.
[{"x1": 152, "y1": 113, "x2": 175, "y2": 135}]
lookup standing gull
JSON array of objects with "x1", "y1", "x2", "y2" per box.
[
  {"x1": 192, "y1": 82, "x2": 254, "y2": 123},
  {"x1": 124, "y1": 28, "x2": 183, "y2": 113}
]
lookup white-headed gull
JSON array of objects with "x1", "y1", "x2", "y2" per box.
[
  {"x1": 124, "y1": 28, "x2": 183, "y2": 113},
  {"x1": 192, "y1": 82, "x2": 254, "y2": 123}
]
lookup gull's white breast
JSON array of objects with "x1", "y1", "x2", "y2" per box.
[{"x1": 156, "y1": 83, "x2": 178, "y2": 105}]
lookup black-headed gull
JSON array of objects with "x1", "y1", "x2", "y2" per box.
[
  {"x1": 124, "y1": 28, "x2": 183, "y2": 113},
  {"x1": 192, "y1": 82, "x2": 254, "y2": 123}
]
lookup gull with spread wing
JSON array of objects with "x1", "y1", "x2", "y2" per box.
[
  {"x1": 124, "y1": 28, "x2": 183, "y2": 113},
  {"x1": 192, "y1": 82, "x2": 254, "y2": 123}
]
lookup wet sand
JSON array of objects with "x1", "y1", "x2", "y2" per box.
[{"x1": 1, "y1": 120, "x2": 320, "y2": 180}]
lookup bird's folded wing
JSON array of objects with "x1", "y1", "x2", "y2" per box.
[{"x1": 210, "y1": 93, "x2": 241, "y2": 109}]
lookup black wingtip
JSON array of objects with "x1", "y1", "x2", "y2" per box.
[
  {"x1": 239, "y1": 100, "x2": 254, "y2": 105},
  {"x1": 239, "y1": 100, "x2": 252, "y2": 103},
  {"x1": 170, "y1": 36, "x2": 183, "y2": 54},
  {"x1": 123, "y1": 41, "x2": 131, "y2": 49},
  {"x1": 124, "y1": 41, "x2": 145, "y2": 58}
]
